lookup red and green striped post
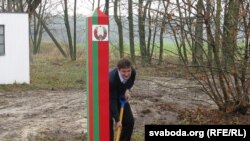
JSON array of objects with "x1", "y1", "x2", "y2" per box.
[{"x1": 86, "y1": 9, "x2": 109, "y2": 141}]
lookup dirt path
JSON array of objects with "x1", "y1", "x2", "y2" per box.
[
  {"x1": 0, "y1": 90, "x2": 86, "y2": 140},
  {"x1": 131, "y1": 77, "x2": 215, "y2": 131},
  {"x1": 0, "y1": 77, "x2": 216, "y2": 140}
]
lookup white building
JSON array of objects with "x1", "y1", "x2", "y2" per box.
[{"x1": 0, "y1": 13, "x2": 30, "y2": 84}]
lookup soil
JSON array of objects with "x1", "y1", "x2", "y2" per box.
[{"x1": 0, "y1": 77, "x2": 249, "y2": 140}]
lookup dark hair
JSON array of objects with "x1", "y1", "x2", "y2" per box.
[{"x1": 117, "y1": 58, "x2": 132, "y2": 69}]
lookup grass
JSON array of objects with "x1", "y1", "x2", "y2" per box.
[
  {"x1": 109, "y1": 41, "x2": 178, "y2": 58},
  {"x1": 0, "y1": 42, "x2": 86, "y2": 91},
  {"x1": 0, "y1": 41, "x2": 187, "y2": 92},
  {"x1": 31, "y1": 43, "x2": 86, "y2": 89},
  {"x1": 132, "y1": 131, "x2": 144, "y2": 141}
]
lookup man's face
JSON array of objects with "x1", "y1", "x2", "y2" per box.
[{"x1": 118, "y1": 67, "x2": 132, "y2": 80}]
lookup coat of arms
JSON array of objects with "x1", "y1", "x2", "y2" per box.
[{"x1": 92, "y1": 25, "x2": 108, "y2": 41}]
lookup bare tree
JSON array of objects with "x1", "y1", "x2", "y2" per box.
[
  {"x1": 73, "y1": 0, "x2": 76, "y2": 60},
  {"x1": 30, "y1": 0, "x2": 47, "y2": 54},
  {"x1": 0, "y1": 0, "x2": 41, "y2": 13},
  {"x1": 27, "y1": 0, "x2": 42, "y2": 16},
  {"x1": 169, "y1": 0, "x2": 250, "y2": 114},
  {"x1": 63, "y1": 0, "x2": 74, "y2": 60},
  {"x1": 104, "y1": 0, "x2": 109, "y2": 15},
  {"x1": 138, "y1": 0, "x2": 150, "y2": 66},
  {"x1": 176, "y1": 0, "x2": 188, "y2": 64},
  {"x1": 114, "y1": 0, "x2": 124, "y2": 58},
  {"x1": 128, "y1": 0, "x2": 135, "y2": 63},
  {"x1": 222, "y1": 0, "x2": 241, "y2": 71},
  {"x1": 158, "y1": 0, "x2": 169, "y2": 65},
  {"x1": 34, "y1": 11, "x2": 67, "y2": 57},
  {"x1": 193, "y1": 0, "x2": 204, "y2": 65},
  {"x1": 146, "y1": 1, "x2": 152, "y2": 64},
  {"x1": 1, "y1": 0, "x2": 5, "y2": 11}
]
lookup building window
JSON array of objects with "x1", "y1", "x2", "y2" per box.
[{"x1": 0, "y1": 25, "x2": 5, "y2": 55}]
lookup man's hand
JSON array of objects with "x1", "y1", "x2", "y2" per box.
[
  {"x1": 125, "y1": 89, "x2": 131, "y2": 101},
  {"x1": 115, "y1": 121, "x2": 122, "y2": 130}
]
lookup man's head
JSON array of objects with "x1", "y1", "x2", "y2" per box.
[{"x1": 117, "y1": 58, "x2": 132, "y2": 80}]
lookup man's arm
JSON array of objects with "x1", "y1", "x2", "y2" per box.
[{"x1": 110, "y1": 77, "x2": 119, "y2": 122}]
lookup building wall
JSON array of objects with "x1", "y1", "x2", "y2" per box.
[{"x1": 0, "y1": 13, "x2": 29, "y2": 84}]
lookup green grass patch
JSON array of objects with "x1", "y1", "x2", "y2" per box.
[{"x1": 109, "y1": 41, "x2": 178, "y2": 58}]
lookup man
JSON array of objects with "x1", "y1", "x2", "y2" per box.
[{"x1": 109, "y1": 58, "x2": 136, "y2": 141}]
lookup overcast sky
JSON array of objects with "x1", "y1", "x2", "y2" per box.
[
  {"x1": 72, "y1": 0, "x2": 106, "y2": 16},
  {"x1": 46, "y1": 0, "x2": 106, "y2": 16}
]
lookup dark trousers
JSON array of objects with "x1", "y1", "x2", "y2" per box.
[{"x1": 110, "y1": 102, "x2": 134, "y2": 141}]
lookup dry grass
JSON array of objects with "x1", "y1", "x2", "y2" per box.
[
  {"x1": 0, "y1": 42, "x2": 86, "y2": 91},
  {"x1": 178, "y1": 107, "x2": 250, "y2": 125}
]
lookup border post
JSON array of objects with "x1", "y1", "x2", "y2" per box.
[{"x1": 86, "y1": 8, "x2": 109, "y2": 141}]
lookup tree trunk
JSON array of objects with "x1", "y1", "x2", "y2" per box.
[
  {"x1": 158, "y1": 1, "x2": 168, "y2": 65},
  {"x1": 31, "y1": 1, "x2": 45, "y2": 54},
  {"x1": 114, "y1": 0, "x2": 124, "y2": 58},
  {"x1": 128, "y1": 0, "x2": 135, "y2": 63},
  {"x1": 32, "y1": 14, "x2": 38, "y2": 54},
  {"x1": 104, "y1": 0, "x2": 109, "y2": 15},
  {"x1": 73, "y1": 0, "x2": 77, "y2": 60},
  {"x1": 176, "y1": 0, "x2": 188, "y2": 64},
  {"x1": 151, "y1": 2, "x2": 161, "y2": 64},
  {"x1": 138, "y1": 0, "x2": 149, "y2": 66},
  {"x1": 1, "y1": 0, "x2": 5, "y2": 12},
  {"x1": 215, "y1": 0, "x2": 222, "y2": 64},
  {"x1": 27, "y1": 0, "x2": 42, "y2": 16},
  {"x1": 193, "y1": 0, "x2": 204, "y2": 65},
  {"x1": 97, "y1": 0, "x2": 100, "y2": 8},
  {"x1": 34, "y1": 12, "x2": 67, "y2": 57},
  {"x1": 206, "y1": 0, "x2": 213, "y2": 63},
  {"x1": 19, "y1": 0, "x2": 24, "y2": 12},
  {"x1": 222, "y1": 0, "x2": 240, "y2": 71},
  {"x1": 146, "y1": 2, "x2": 152, "y2": 64},
  {"x1": 63, "y1": 0, "x2": 74, "y2": 60},
  {"x1": 7, "y1": 0, "x2": 13, "y2": 12}
]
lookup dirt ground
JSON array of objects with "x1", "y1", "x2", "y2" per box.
[{"x1": 0, "y1": 77, "x2": 249, "y2": 140}]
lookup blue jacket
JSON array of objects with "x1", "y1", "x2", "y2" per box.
[{"x1": 109, "y1": 68, "x2": 136, "y2": 122}]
